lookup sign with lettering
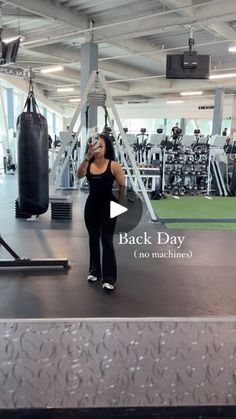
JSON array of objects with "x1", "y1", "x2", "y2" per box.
[{"x1": 0, "y1": 66, "x2": 34, "y2": 78}]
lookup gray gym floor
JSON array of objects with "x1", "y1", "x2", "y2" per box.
[{"x1": 0, "y1": 172, "x2": 236, "y2": 318}]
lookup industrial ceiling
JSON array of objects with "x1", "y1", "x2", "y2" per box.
[{"x1": 1, "y1": 0, "x2": 236, "y2": 113}]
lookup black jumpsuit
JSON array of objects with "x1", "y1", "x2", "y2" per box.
[{"x1": 85, "y1": 159, "x2": 117, "y2": 285}]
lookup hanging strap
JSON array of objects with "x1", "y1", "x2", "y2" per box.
[
  {"x1": 104, "y1": 106, "x2": 108, "y2": 131},
  {"x1": 85, "y1": 104, "x2": 89, "y2": 137},
  {"x1": 22, "y1": 77, "x2": 40, "y2": 114},
  {"x1": 28, "y1": 77, "x2": 34, "y2": 95}
]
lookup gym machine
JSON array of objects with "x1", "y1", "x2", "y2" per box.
[
  {"x1": 208, "y1": 136, "x2": 229, "y2": 197},
  {"x1": 114, "y1": 125, "x2": 236, "y2": 199},
  {"x1": 0, "y1": 84, "x2": 16, "y2": 174},
  {"x1": 55, "y1": 131, "x2": 80, "y2": 189},
  {"x1": 3, "y1": 148, "x2": 16, "y2": 174}
]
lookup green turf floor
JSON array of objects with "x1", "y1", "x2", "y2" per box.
[
  {"x1": 164, "y1": 222, "x2": 236, "y2": 230},
  {"x1": 151, "y1": 196, "x2": 236, "y2": 230}
]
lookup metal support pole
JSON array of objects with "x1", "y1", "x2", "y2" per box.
[
  {"x1": 212, "y1": 87, "x2": 224, "y2": 135},
  {"x1": 0, "y1": 235, "x2": 20, "y2": 259}
]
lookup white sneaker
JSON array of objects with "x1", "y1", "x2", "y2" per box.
[
  {"x1": 87, "y1": 275, "x2": 98, "y2": 282},
  {"x1": 102, "y1": 282, "x2": 115, "y2": 290}
]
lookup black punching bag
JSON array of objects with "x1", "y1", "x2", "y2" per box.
[{"x1": 17, "y1": 85, "x2": 49, "y2": 215}]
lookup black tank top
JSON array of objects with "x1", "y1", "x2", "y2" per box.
[{"x1": 86, "y1": 160, "x2": 115, "y2": 202}]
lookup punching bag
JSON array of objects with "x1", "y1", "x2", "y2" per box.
[{"x1": 17, "y1": 81, "x2": 49, "y2": 215}]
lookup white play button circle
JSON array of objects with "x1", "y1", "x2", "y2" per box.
[
  {"x1": 109, "y1": 188, "x2": 143, "y2": 233},
  {"x1": 110, "y1": 201, "x2": 128, "y2": 219}
]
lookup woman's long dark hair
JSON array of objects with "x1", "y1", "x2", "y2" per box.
[{"x1": 85, "y1": 133, "x2": 116, "y2": 162}]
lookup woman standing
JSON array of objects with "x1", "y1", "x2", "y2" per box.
[{"x1": 77, "y1": 134, "x2": 125, "y2": 291}]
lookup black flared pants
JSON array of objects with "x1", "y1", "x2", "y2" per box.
[{"x1": 84, "y1": 197, "x2": 117, "y2": 285}]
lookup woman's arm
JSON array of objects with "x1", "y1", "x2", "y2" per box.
[
  {"x1": 112, "y1": 161, "x2": 126, "y2": 203},
  {"x1": 77, "y1": 144, "x2": 94, "y2": 179}
]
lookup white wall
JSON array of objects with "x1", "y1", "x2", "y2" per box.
[{"x1": 115, "y1": 96, "x2": 233, "y2": 120}]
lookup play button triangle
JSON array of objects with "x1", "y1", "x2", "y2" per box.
[{"x1": 110, "y1": 201, "x2": 128, "y2": 219}]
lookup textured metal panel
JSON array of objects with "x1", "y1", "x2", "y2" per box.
[
  {"x1": 0, "y1": 320, "x2": 235, "y2": 408},
  {"x1": 0, "y1": 322, "x2": 56, "y2": 408}
]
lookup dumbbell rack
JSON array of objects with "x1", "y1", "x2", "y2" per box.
[{"x1": 162, "y1": 148, "x2": 210, "y2": 196}]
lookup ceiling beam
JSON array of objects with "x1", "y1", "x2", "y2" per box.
[
  {"x1": 2, "y1": 0, "x2": 88, "y2": 29},
  {"x1": 70, "y1": 0, "x2": 139, "y2": 13},
  {"x1": 45, "y1": 91, "x2": 80, "y2": 99},
  {"x1": 105, "y1": 81, "x2": 129, "y2": 92},
  {"x1": 17, "y1": 59, "x2": 64, "y2": 65},
  {"x1": 205, "y1": 21, "x2": 236, "y2": 40},
  {"x1": 30, "y1": 44, "x2": 170, "y2": 88},
  {"x1": 110, "y1": 38, "x2": 166, "y2": 74},
  {"x1": 18, "y1": 1, "x2": 236, "y2": 51},
  {"x1": 2, "y1": 14, "x2": 44, "y2": 22},
  {"x1": 32, "y1": 44, "x2": 79, "y2": 63},
  {"x1": 99, "y1": 60, "x2": 169, "y2": 88},
  {"x1": 158, "y1": 0, "x2": 192, "y2": 18},
  {"x1": 159, "y1": 0, "x2": 236, "y2": 45},
  {"x1": 112, "y1": 78, "x2": 236, "y2": 97},
  {"x1": 36, "y1": 79, "x2": 79, "y2": 89},
  {"x1": 30, "y1": 52, "x2": 130, "y2": 91},
  {"x1": 97, "y1": 0, "x2": 236, "y2": 41}
]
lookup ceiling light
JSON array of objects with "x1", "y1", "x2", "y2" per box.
[
  {"x1": 209, "y1": 73, "x2": 236, "y2": 80},
  {"x1": 69, "y1": 98, "x2": 80, "y2": 102},
  {"x1": 4, "y1": 36, "x2": 25, "y2": 44},
  {"x1": 180, "y1": 91, "x2": 203, "y2": 96},
  {"x1": 166, "y1": 100, "x2": 184, "y2": 104},
  {"x1": 57, "y1": 87, "x2": 74, "y2": 92},
  {"x1": 22, "y1": 38, "x2": 48, "y2": 46},
  {"x1": 228, "y1": 46, "x2": 236, "y2": 52},
  {"x1": 40, "y1": 66, "x2": 64, "y2": 74}
]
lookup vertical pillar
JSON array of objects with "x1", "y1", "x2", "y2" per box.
[
  {"x1": 80, "y1": 42, "x2": 98, "y2": 157},
  {"x1": 163, "y1": 118, "x2": 167, "y2": 135},
  {"x1": 7, "y1": 88, "x2": 14, "y2": 129},
  {"x1": 180, "y1": 118, "x2": 186, "y2": 135},
  {"x1": 212, "y1": 87, "x2": 224, "y2": 135},
  {"x1": 52, "y1": 112, "x2": 56, "y2": 135},
  {"x1": 63, "y1": 117, "x2": 71, "y2": 131},
  {"x1": 231, "y1": 96, "x2": 236, "y2": 140},
  {"x1": 0, "y1": 83, "x2": 9, "y2": 152}
]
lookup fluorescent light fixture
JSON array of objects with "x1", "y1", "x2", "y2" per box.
[
  {"x1": 166, "y1": 100, "x2": 184, "y2": 104},
  {"x1": 69, "y1": 98, "x2": 80, "y2": 102},
  {"x1": 40, "y1": 66, "x2": 64, "y2": 74},
  {"x1": 22, "y1": 38, "x2": 48, "y2": 46},
  {"x1": 4, "y1": 36, "x2": 24, "y2": 44},
  {"x1": 209, "y1": 73, "x2": 236, "y2": 80},
  {"x1": 180, "y1": 91, "x2": 203, "y2": 96},
  {"x1": 228, "y1": 46, "x2": 236, "y2": 52},
  {"x1": 57, "y1": 87, "x2": 74, "y2": 92}
]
